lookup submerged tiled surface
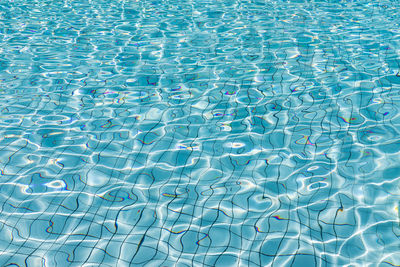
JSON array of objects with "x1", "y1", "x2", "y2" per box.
[{"x1": 1, "y1": 0, "x2": 400, "y2": 266}]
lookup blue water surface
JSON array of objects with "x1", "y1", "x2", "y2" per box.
[{"x1": 1, "y1": 0, "x2": 400, "y2": 266}]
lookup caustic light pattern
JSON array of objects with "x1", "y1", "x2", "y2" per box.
[{"x1": 1, "y1": 0, "x2": 400, "y2": 266}]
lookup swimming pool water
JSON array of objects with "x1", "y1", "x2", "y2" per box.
[{"x1": 1, "y1": 0, "x2": 400, "y2": 266}]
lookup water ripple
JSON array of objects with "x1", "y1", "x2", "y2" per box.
[{"x1": 1, "y1": 0, "x2": 400, "y2": 266}]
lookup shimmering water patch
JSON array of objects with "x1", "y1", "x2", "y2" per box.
[{"x1": 1, "y1": 0, "x2": 400, "y2": 266}]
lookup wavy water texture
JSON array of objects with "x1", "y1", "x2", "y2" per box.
[{"x1": 1, "y1": 0, "x2": 400, "y2": 266}]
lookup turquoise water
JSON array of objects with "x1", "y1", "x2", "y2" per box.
[{"x1": 1, "y1": 0, "x2": 400, "y2": 266}]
